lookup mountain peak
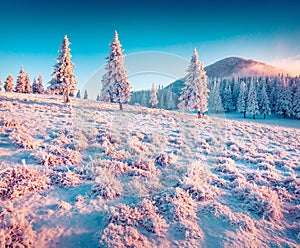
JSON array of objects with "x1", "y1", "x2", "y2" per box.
[{"x1": 205, "y1": 57, "x2": 286, "y2": 78}]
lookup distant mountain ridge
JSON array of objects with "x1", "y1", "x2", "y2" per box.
[
  {"x1": 166, "y1": 57, "x2": 287, "y2": 94},
  {"x1": 205, "y1": 57, "x2": 286, "y2": 78}
]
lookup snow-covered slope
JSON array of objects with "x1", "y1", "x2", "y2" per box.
[{"x1": 0, "y1": 92, "x2": 299, "y2": 247}]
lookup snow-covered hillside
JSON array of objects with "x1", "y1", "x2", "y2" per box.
[{"x1": 0, "y1": 92, "x2": 299, "y2": 247}]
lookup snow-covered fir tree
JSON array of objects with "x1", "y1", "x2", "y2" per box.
[
  {"x1": 259, "y1": 81, "x2": 271, "y2": 119},
  {"x1": 76, "y1": 90, "x2": 81, "y2": 98},
  {"x1": 32, "y1": 78, "x2": 39, "y2": 94},
  {"x1": 4, "y1": 75, "x2": 14, "y2": 92},
  {"x1": 83, "y1": 89, "x2": 88, "y2": 99},
  {"x1": 24, "y1": 73, "x2": 32, "y2": 94},
  {"x1": 231, "y1": 77, "x2": 240, "y2": 110},
  {"x1": 149, "y1": 83, "x2": 158, "y2": 108},
  {"x1": 246, "y1": 79, "x2": 260, "y2": 119},
  {"x1": 158, "y1": 88, "x2": 165, "y2": 109},
  {"x1": 292, "y1": 83, "x2": 300, "y2": 118},
  {"x1": 101, "y1": 31, "x2": 131, "y2": 110},
  {"x1": 15, "y1": 66, "x2": 26, "y2": 93},
  {"x1": 178, "y1": 48, "x2": 209, "y2": 118},
  {"x1": 37, "y1": 73, "x2": 44, "y2": 94},
  {"x1": 222, "y1": 80, "x2": 234, "y2": 112},
  {"x1": 276, "y1": 77, "x2": 292, "y2": 118},
  {"x1": 140, "y1": 91, "x2": 148, "y2": 106},
  {"x1": 208, "y1": 79, "x2": 223, "y2": 113},
  {"x1": 166, "y1": 90, "x2": 176, "y2": 110},
  {"x1": 48, "y1": 35, "x2": 78, "y2": 103},
  {"x1": 236, "y1": 80, "x2": 248, "y2": 118}
]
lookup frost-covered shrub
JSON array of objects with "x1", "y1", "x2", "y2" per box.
[
  {"x1": 100, "y1": 223, "x2": 151, "y2": 248},
  {"x1": 234, "y1": 184, "x2": 283, "y2": 221},
  {"x1": 181, "y1": 161, "x2": 218, "y2": 201},
  {"x1": 50, "y1": 171, "x2": 81, "y2": 188},
  {"x1": 155, "y1": 153, "x2": 176, "y2": 167},
  {"x1": 0, "y1": 205, "x2": 36, "y2": 247},
  {"x1": 0, "y1": 166, "x2": 49, "y2": 200},
  {"x1": 106, "y1": 200, "x2": 168, "y2": 236},
  {"x1": 215, "y1": 157, "x2": 237, "y2": 174},
  {"x1": 129, "y1": 136, "x2": 149, "y2": 154},
  {"x1": 34, "y1": 146, "x2": 82, "y2": 166},
  {"x1": 9, "y1": 128, "x2": 40, "y2": 149},
  {"x1": 129, "y1": 158, "x2": 157, "y2": 176},
  {"x1": 92, "y1": 168, "x2": 123, "y2": 200},
  {"x1": 201, "y1": 202, "x2": 255, "y2": 232},
  {"x1": 172, "y1": 219, "x2": 204, "y2": 240},
  {"x1": 155, "y1": 187, "x2": 197, "y2": 222}
]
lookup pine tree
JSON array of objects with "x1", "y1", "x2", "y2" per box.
[
  {"x1": 83, "y1": 89, "x2": 88, "y2": 99},
  {"x1": 149, "y1": 83, "x2": 158, "y2": 108},
  {"x1": 140, "y1": 91, "x2": 147, "y2": 106},
  {"x1": 166, "y1": 90, "x2": 176, "y2": 110},
  {"x1": 259, "y1": 81, "x2": 271, "y2": 119},
  {"x1": 48, "y1": 35, "x2": 78, "y2": 103},
  {"x1": 222, "y1": 80, "x2": 234, "y2": 112},
  {"x1": 236, "y1": 80, "x2": 248, "y2": 118},
  {"x1": 292, "y1": 83, "x2": 300, "y2": 118},
  {"x1": 24, "y1": 73, "x2": 32, "y2": 94},
  {"x1": 38, "y1": 73, "x2": 44, "y2": 94},
  {"x1": 158, "y1": 90, "x2": 165, "y2": 109},
  {"x1": 177, "y1": 48, "x2": 209, "y2": 118},
  {"x1": 32, "y1": 78, "x2": 39, "y2": 94},
  {"x1": 76, "y1": 90, "x2": 81, "y2": 98},
  {"x1": 4, "y1": 75, "x2": 14, "y2": 92},
  {"x1": 246, "y1": 79, "x2": 260, "y2": 119},
  {"x1": 276, "y1": 77, "x2": 292, "y2": 118},
  {"x1": 15, "y1": 66, "x2": 26, "y2": 93},
  {"x1": 208, "y1": 80, "x2": 223, "y2": 113},
  {"x1": 101, "y1": 31, "x2": 131, "y2": 110}
]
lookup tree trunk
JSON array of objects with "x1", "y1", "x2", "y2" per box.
[
  {"x1": 197, "y1": 111, "x2": 201, "y2": 118},
  {"x1": 119, "y1": 102, "x2": 123, "y2": 111},
  {"x1": 243, "y1": 111, "x2": 246, "y2": 118},
  {"x1": 253, "y1": 114, "x2": 255, "y2": 119},
  {"x1": 264, "y1": 113, "x2": 266, "y2": 119}
]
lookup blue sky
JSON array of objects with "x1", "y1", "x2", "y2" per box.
[{"x1": 0, "y1": 0, "x2": 300, "y2": 90}]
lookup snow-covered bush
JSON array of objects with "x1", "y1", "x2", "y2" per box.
[
  {"x1": 91, "y1": 168, "x2": 123, "y2": 200},
  {"x1": 155, "y1": 153, "x2": 176, "y2": 167},
  {"x1": 0, "y1": 165, "x2": 49, "y2": 200},
  {"x1": 50, "y1": 171, "x2": 81, "y2": 188},
  {"x1": 0, "y1": 205, "x2": 36, "y2": 247},
  {"x1": 100, "y1": 223, "x2": 151, "y2": 248},
  {"x1": 9, "y1": 128, "x2": 40, "y2": 149}
]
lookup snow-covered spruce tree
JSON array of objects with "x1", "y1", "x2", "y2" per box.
[
  {"x1": 246, "y1": 79, "x2": 260, "y2": 119},
  {"x1": 166, "y1": 90, "x2": 176, "y2": 110},
  {"x1": 158, "y1": 89, "x2": 165, "y2": 109},
  {"x1": 48, "y1": 35, "x2": 78, "y2": 103},
  {"x1": 259, "y1": 81, "x2": 271, "y2": 119},
  {"x1": 24, "y1": 73, "x2": 32, "y2": 94},
  {"x1": 101, "y1": 31, "x2": 131, "y2": 110},
  {"x1": 222, "y1": 79, "x2": 234, "y2": 112},
  {"x1": 236, "y1": 80, "x2": 248, "y2": 118},
  {"x1": 178, "y1": 48, "x2": 209, "y2": 118},
  {"x1": 276, "y1": 77, "x2": 293, "y2": 118},
  {"x1": 38, "y1": 73, "x2": 44, "y2": 94},
  {"x1": 83, "y1": 89, "x2": 88, "y2": 99},
  {"x1": 4, "y1": 75, "x2": 14, "y2": 92},
  {"x1": 76, "y1": 90, "x2": 81, "y2": 98},
  {"x1": 15, "y1": 66, "x2": 26, "y2": 93},
  {"x1": 292, "y1": 83, "x2": 300, "y2": 118},
  {"x1": 149, "y1": 82, "x2": 158, "y2": 108},
  {"x1": 208, "y1": 79, "x2": 223, "y2": 113},
  {"x1": 140, "y1": 91, "x2": 148, "y2": 106},
  {"x1": 32, "y1": 78, "x2": 39, "y2": 94},
  {"x1": 232, "y1": 77, "x2": 240, "y2": 110}
]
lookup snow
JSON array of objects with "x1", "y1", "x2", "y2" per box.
[{"x1": 0, "y1": 92, "x2": 299, "y2": 247}]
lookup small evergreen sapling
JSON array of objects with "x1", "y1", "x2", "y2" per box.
[
  {"x1": 149, "y1": 83, "x2": 158, "y2": 108},
  {"x1": 4, "y1": 75, "x2": 14, "y2": 92}
]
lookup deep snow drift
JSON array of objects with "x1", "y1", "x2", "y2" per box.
[{"x1": 0, "y1": 92, "x2": 299, "y2": 247}]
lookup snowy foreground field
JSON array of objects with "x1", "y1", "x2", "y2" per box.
[{"x1": 0, "y1": 92, "x2": 299, "y2": 248}]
